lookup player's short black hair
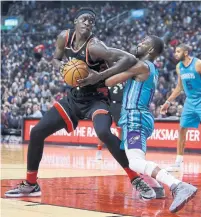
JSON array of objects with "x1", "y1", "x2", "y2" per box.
[
  {"x1": 149, "y1": 35, "x2": 164, "y2": 55},
  {"x1": 75, "y1": 7, "x2": 96, "y2": 20},
  {"x1": 177, "y1": 43, "x2": 191, "y2": 53}
]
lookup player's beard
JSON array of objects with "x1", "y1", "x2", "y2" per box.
[
  {"x1": 131, "y1": 45, "x2": 145, "y2": 58},
  {"x1": 176, "y1": 53, "x2": 185, "y2": 62},
  {"x1": 133, "y1": 46, "x2": 141, "y2": 58}
]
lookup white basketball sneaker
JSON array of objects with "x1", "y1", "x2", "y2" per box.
[{"x1": 166, "y1": 162, "x2": 183, "y2": 172}]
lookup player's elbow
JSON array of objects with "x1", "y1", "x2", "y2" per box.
[
  {"x1": 124, "y1": 54, "x2": 138, "y2": 67},
  {"x1": 176, "y1": 85, "x2": 183, "y2": 93}
]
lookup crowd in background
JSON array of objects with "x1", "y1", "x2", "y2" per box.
[{"x1": 1, "y1": 1, "x2": 201, "y2": 132}]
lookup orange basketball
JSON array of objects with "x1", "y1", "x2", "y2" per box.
[{"x1": 62, "y1": 59, "x2": 89, "y2": 87}]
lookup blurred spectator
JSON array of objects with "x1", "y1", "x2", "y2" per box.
[
  {"x1": 30, "y1": 104, "x2": 43, "y2": 118},
  {"x1": 24, "y1": 107, "x2": 33, "y2": 117},
  {"x1": 1, "y1": 1, "x2": 201, "y2": 133},
  {"x1": 7, "y1": 108, "x2": 22, "y2": 129},
  {"x1": 1, "y1": 111, "x2": 8, "y2": 133}
]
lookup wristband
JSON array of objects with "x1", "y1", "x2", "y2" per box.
[{"x1": 165, "y1": 100, "x2": 171, "y2": 105}]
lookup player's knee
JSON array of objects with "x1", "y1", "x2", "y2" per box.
[
  {"x1": 126, "y1": 149, "x2": 157, "y2": 176},
  {"x1": 129, "y1": 158, "x2": 157, "y2": 176},
  {"x1": 30, "y1": 125, "x2": 44, "y2": 141},
  {"x1": 179, "y1": 127, "x2": 187, "y2": 138},
  {"x1": 93, "y1": 113, "x2": 112, "y2": 141},
  {"x1": 126, "y1": 149, "x2": 145, "y2": 173}
]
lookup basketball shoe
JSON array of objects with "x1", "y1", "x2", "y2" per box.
[
  {"x1": 169, "y1": 182, "x2": 197, "y2": 213},
  {"x1": 166, "y1": 162, "x2": 183, "y2": 172},
  {"x1": 132, "y1": 177, "x2": 156, "y2": 200},
  {"x1": 4, "y1": 181, "x2": 41, "y2": 197},
  {"x1": 95, "y1": 150, "x2": 102, "y2": 160}
]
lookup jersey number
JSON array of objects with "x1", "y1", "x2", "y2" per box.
[
  {"x1": 113, "y1": 83, "x2": 123, "y2": 94},
  {"x1": 186, "y1": 80, "x2": 193, "y2": 90}
]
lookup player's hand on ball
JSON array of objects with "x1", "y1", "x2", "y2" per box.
[
  {"x1": 160, "y1": 102, "x2": 170, "y2": 115},
  {"x1": 77, "y1": 69, "x2": 101, "y2": 87}
]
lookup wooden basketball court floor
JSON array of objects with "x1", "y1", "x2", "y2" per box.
[{"x1": 1, "y1": 143, "x2": 201, "y2": 217}]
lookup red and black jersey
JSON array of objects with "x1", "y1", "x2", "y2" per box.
[
  {"x1": 63, "y1": 29, "x2": 109, "y2": 100},
  {"x1": 64, "y1": 29, "x2": 105, "y2": 73}
]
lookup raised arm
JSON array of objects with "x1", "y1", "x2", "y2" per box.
[{"x1": 52, "y1": 30, "x2": 67, "y2": 71}]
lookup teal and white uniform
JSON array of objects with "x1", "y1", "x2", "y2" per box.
[
  {"x1": 179, "y1": 57, "x2": 201, "y2": 128},
  {"x1": 119, "y1": 60, "x2": 158, "y2": 152}
]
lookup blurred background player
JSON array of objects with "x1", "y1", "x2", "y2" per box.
[
  {"x1": 160, "y1": 44, "x2": 201, "y2": 171},
  {"x1": 96, "y1": 139, "x2": 103, "y2": 160},
  {"x1": 95, "y1": 84, "x2": 123, "y2": 160},
  {"x1": 81, "y1": 35, "x2": 197, "y2": 213}
]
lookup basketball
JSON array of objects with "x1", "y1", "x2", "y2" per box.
[{"x1": 62, "y1": 59, "x2": 89, "y2": 87}]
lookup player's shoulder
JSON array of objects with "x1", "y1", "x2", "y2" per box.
[
  {"x1": 57, "y1": 29, "x2": 72, "y2": 40},
  {"x1": 88, "y1": 36, "x2": 105, "y2": 48},
  {"x1": 176, "y1": 62, "x2": 181, "y2": 71},
  {"x1": 195, "y1": 57, "x2": 201, "y2": 72},
  {"x1": 195, "y1": 57, "x2": 201, "y2": 64},
  {"x1": 56, "y1": 29, "x2": 72, "y2": 48},
  {"x1": 143, "y1": 60, "x2": 154, "y2": 70}
]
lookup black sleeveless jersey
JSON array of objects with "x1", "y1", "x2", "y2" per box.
[{"x1": 64, "y1": 29, "x2": 107, "y2": 95}]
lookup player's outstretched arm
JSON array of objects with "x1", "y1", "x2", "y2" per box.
[
  {"x1": 105, "y1": 61, "x2": 149, "y2": 86},
  {"x1": 78, "y1": 38, "x2": 138, "y2": 86},
  {"x1": 160, "y1": 64, "x2": 183, "y2": 114},
  {"x1": 52, "y1": 30, "x2": 67, "y2": 72}
]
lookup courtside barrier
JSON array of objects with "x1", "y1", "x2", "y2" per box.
[{"x1": 22, "y1": 118, "x2": 201, "y2": 150}]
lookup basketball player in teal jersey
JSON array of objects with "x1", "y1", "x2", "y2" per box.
[
  {"x1": 79, "y1": 36, "x2": 197, "y2": 213},
  {"x1": 161, "y1": 44, "x2": 201, "y2": 171}
]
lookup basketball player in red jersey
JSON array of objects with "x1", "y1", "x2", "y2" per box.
[{"x1": 5, "y1": 8, "x2": 160, "y2": 200}]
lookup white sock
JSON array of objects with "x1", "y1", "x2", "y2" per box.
[
  {"x1": 175, "y1": 155, "x2": 183, "y2": 164},
  {"x1": 156, "y1": 169, "x2": 181, "y2": 188}
]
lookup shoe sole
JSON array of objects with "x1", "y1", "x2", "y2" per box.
[
  {"x1": 5, "y1": 191, "x2": 41, "y2": 198},
  {"x1": 139, "y1": 194, "x2": 156, "y2": 201},
  {"x1": 170, "y1": 188, "x2": 197, "y2": 213}
]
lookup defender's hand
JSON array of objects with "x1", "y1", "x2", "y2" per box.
[
  {"x1": 160, "y1": 102, "x2": 170, "y2": 115},
  {"x1": 77, "y1": 69, "x2": 102, "y2": 87}
]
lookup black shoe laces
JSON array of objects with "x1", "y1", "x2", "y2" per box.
[
  {"x1": 135, "y1": 178, "x2": 151, "y2": 193},
  {"x1": 18, "y1": 181, "x2": 26, "y2": 189}
]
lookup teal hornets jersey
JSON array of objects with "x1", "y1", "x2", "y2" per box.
[
  {"x1": 179, "y1": 57, "x2": 201, "y2": 99},
  {"x1": 122, "y1": 60, "x2": 158, "y2": 110}
]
